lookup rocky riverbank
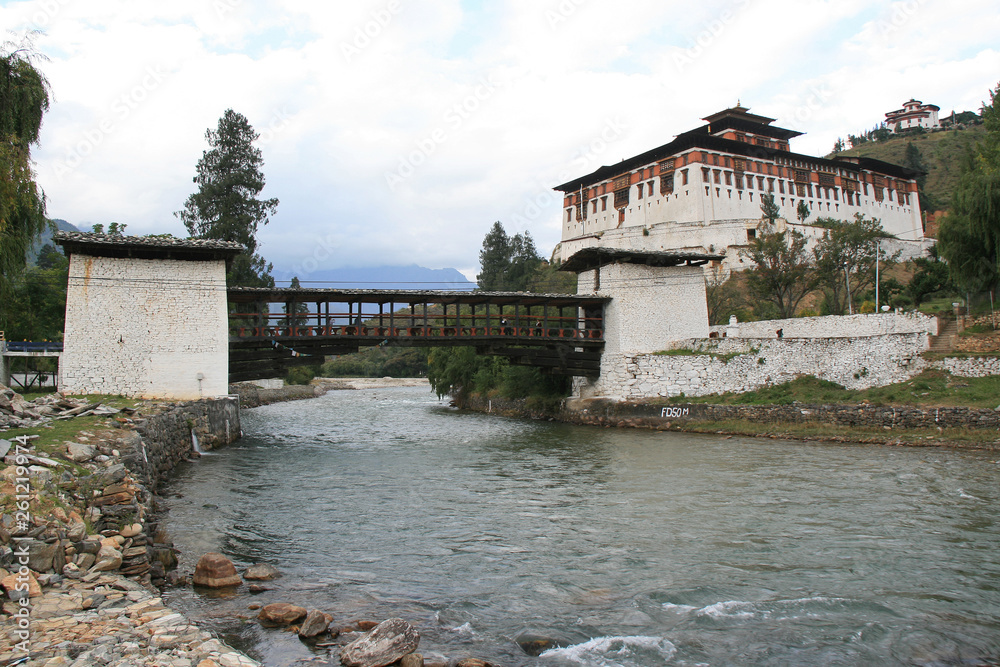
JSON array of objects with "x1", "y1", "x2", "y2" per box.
[
  {"x1": 0, "y1": 385, "x2": 257, "y2": 666},
  {"x1": 229, "y1": 378, "x2": 430, "y2": 409}
]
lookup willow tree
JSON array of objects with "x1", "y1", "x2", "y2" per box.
[
  {"x1": 938, "y1": 82, "x2": 1000, "y2": 294},
  {"x1": 0, "y1": 34, "x2": 50, "y2": 304},
  {"x1": 176, "y1": 109, "x2": 279, "y2": 287}
]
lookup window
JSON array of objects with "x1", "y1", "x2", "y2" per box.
[
  {"x1": 724, "y1": 172, "x2": 732, "y2": 186},
  {"x1": 648, "y1": 180, "x2": 655, "y2": 196},
  {"x1": 681, "y1": 169, "x2": 689, "y2": 185},
  {"x1": 778, "y1": 180, "x2": 785, "y2": 194},
  {"x1": 613, "y1": 175, "x2": 630, "y2": 191},
  {"x1": 702, "y1": 167, "x2": 711, "y2": 183},
  {"x1": 660, "y1": 174, "x2": 674, "y2": 194},
  {"x1": 747, "y1": 228, "x2": 757, "y2": 240},
  {"x1": 614, "y1": 187, "x2": 630, "y2": 208},
  {"x1": 601, "y1": 196, "x2": 608, "y2": 211},
  {"x1": 796, "y1": 183, "x2": 806, "y2": 197},
  {"x1": 566, "y1": 209, "x2": 572, "y2": 222},
  {"x1": 637, "y1": 183, "x2": 643, "y2": 199},
  {"x1": 592, "y1": 199, "x2": 598, "y2": 213}
]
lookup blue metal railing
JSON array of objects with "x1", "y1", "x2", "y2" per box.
[{"x1": 3, "y1": 341, "x2": 64, "y2": 353}]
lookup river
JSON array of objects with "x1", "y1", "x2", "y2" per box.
[{"x1": 160, "y1": 385, "x2": 1000, "y2": 666}]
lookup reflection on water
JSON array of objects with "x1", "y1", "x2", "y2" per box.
[{"x1": 160, "y1": 386, "x2": 1000, "y2": 666}]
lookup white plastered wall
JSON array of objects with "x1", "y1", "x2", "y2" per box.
[{"x1": 60, "y1": 253, "x2": 230, "y2": 399}]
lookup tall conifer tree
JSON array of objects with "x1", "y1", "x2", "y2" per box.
[{"x1": 177, "y1": 109, "x2": 279, "y2": 287}]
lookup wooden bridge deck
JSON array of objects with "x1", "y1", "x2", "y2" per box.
[{"x1": 227, "y1": 287, "x2": 608, "y2": 382}]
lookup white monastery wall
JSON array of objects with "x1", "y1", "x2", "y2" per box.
[
  {"x1": 61, "y1": 254, "x2": 230, "y2": 399},
  {"x1": 710, "y1": 312, "x2": 938, "y2": 339},
  {"x1": 558, "y1": 148, "x2": 925, "y2": 267}
]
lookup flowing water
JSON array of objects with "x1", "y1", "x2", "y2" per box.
[{"x1": 160, "y1": 386, "x2": 1000, "y2": 666}]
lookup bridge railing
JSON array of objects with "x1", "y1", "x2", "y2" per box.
[{"x1": 231, "y1": 323, "x2": 604, "y2": 341}]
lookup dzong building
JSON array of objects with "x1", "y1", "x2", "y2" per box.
[{"x1": 553, "y1": 105, "x2": 927, "y2": 270}]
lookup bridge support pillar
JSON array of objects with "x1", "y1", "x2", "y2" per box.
[
  {"x1": 574, "y1": 261, "x2": 712, "y2": 400},
  {"x1": 54, "y1": 233, "x2": 243, "y2": 400}
]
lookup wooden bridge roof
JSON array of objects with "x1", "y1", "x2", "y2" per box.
[
  {"x1": 227, "y1": 287, "x2": 608, "y2": 307},
  {"x1": 559, "y1": 248, "x2": 725, "y2": 273}
]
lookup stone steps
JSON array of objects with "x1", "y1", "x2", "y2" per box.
[{"x1": 929, "y1": 319, "x2": 958, "y2": 353}]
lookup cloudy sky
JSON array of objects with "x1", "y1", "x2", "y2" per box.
[{"x1": 5, "y1": 0, "x2": 1000, "y2": 282}]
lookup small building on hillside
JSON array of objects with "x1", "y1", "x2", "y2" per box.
[
  {"x1": 553, "y1": 105, "x2": 926, "y2": 270},
  {"x1": 885, "y1": 99, "x2": 941, "y2": 133},
  {"x1": 53, "y1": 232, "x2": 243, "y2": 399}
]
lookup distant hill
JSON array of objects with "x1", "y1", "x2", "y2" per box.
[
  {"x1": 829, "y1": 125, "x2": 985, "y2": 211},
  {"x1": 271, "y1": 264, "x2": 476, "y2": 291},
  {"x1": 28, "y1": 219, "x2": 79, "y2": 265}
]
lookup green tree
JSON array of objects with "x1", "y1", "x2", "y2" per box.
[
  {"x1": 938, "y1": 82, "x2": 1000, "y2": 293},
  {"x1": 760, "y1": 193, "x2": 780, "y2": 226},
  {"x1": 476, "y1": 221, "x2": 541, "y2": 291},
  {"x1": 176, "y1": 109, "x2": 279, "y2": 287},
  {"x1": 740, "y1": 227, "x2": 815, "y2": 319},
  {"x1": 740, "y1": 200, "x2": 814, "y2": 319},
  {"x1": 796, "y1": 200, "x2": 811, "y2": 224},
  {"x1": 281, "y1": 276, "x2": 309, "y2": 327},
  {"x1": 813, "y1": 214, "x2": 897, "y2": 315},
  {"x1": 0, "y1": 34, "x2": 50, "y2": 309},
  {"x1": 906, "y1": 246, "x2": 953, "y2": 307}
]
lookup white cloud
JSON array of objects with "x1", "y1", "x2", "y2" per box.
[{"x1": 3, "y1": 0, "x2": 997, "y2": 276}]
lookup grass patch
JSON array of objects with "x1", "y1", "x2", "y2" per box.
[
  {"x1": 2, "y1": 394, "x2": 143, "y2": 459},
  {"x1": 653, "y1": 347, "x2": 746, "y2": 363},
  {"x1": 659, "y1": 370, "x2": 1000, "y2": 410}
]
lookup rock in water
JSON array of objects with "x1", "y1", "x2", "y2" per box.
[
  {"x1": 298, "y1": 609, "x2": 329, "y2": 637},
  {"x1": 192, "y1": 552, "x2": 242, "y2": 588},
  {"x1": 340, "y1": 618, "x2": 420, "y2": 667},
  {"x1": 258, "y1": 602, "x2": 308, "y2": 626},
  {"x1": 244, "y1": 563, "x2": 281, "y2": 580}
]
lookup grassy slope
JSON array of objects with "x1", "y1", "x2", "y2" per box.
[{"x1": 830, "y1": 125, "x2": 985, "y2": 211}]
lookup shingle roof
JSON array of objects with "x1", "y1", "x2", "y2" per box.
[{"x1": 53, "y1": 231, "x2": 244, "y2": 261}]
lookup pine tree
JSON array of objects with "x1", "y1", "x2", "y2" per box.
[{"x1": 176, "y1": 109, "x2": 279, "y2": 287}]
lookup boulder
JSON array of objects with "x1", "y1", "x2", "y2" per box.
[
  {"x1": 298, "y1": 609, "x2": 330, "y2": 638},
  {"x1": 244, "y1": 563, "x2": 281, "y2": 580},
  {"x1": 92, "y1": 545, "x2": 122, "y2": 571},
  {"x1": 258, "y1": 602, "x2": 307, "y2": 626},
  {"x1": 192, "y1": 552, "x2": 242, "y2": 588},
  {"x1": 25, "y1": 539, "x2": 58, "y2": 572},
  {"x1": 1, "y1": 571, "x2": 42, "y2": 599},
  {"x1": 340, "y1": 618, "x2": 420, "y2": 667},
  {"x1": 456, "y1": 660, "x2": 496, "y2": 667},
  {"x1": 65, "y1": 442, "x2": 97, "y2": 462},
  {"x1": 399, "y1": 655, "x2": 423, "y2": 667}
]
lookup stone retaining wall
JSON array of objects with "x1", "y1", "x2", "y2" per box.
[
  {"x1": 575, "y1": 400, "x2": 1000, "y2": 431},
  {"x1": 463, "y1": 395, "x2": 1000, "y2": 437},
  {"x1": 123, "y1": 397, "x2": 241, "y2": 490},
  {"x1": 229, "y1": 383, "x2": 326, "y2": 409},
  {"x1": 708, "y1": 311, "x2": 937, "y2": 339},
  {"x1": 587, "y1": 333, "x2": 929, "y2": 400}
]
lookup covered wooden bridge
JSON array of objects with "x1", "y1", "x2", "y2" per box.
[{"x1": 227, "y1": 287, "x2": 609, "y2": 382}]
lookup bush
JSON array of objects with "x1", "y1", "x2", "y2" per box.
[
  {"x1": 859, "y1": 300, "x2": 877, "y2": 314},
  {"x1": 286, "y1": 365, "x2": 318, "y2": 385}
]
